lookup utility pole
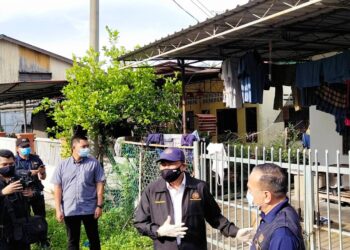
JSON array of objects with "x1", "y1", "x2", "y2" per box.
[{"x1": 90, "y1": 0, "x2": 99, "y2": 59}]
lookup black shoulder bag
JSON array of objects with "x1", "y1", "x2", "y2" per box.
[{"x1": 5, "y1": 195, "x2": 48, "y2": 244}]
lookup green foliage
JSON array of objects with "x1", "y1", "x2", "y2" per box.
[
  {"x1": 227, "y1": 123, "x2": 306, "y2": 163},
  {"x1": 34, "y1": 27, "x2": 182, "y2": 154},
  {"x1": 31, "y1": 208, "x2": 152, "y2": 250}
]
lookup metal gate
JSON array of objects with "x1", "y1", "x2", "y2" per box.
[{"x1": 199, "y1": 143, "x2": 350, "y2": 250}]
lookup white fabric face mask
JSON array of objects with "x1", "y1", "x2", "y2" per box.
[{"x1": 246, "y1": 191, "x2": 255, "y2": 207}]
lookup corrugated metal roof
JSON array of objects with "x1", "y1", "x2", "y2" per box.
[
  {"x1": 0, "y1": 80, "x2": 67, "y2": 104},
  {"x1": 0, "y1": 35, "x2": 73, "y2": 65},
  {"x1": 119, "y1": 0, "x2": 350, "y2": 63}
]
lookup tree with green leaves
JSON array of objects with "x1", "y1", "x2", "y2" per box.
[{"x1": 35, "y1": 28, "x2": 182, "y2": 157}]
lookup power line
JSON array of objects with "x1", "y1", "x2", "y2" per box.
[
  {"x1": 194, "y1": 0, "x2": 215, "y2": 16},
  {"x1": 170, "y1": 0, "x2": 199, "y2": 22},
  {"x1": 190, "y1": 0, "x2": 212, "y2": 18}
]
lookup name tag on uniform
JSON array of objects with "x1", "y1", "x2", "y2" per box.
[
  {"x1": 190, "y1": 191, "x2": 202, "y2": 201},
  {"x1": 154, "y1": 200, "x2": 166, "y2": 204}
]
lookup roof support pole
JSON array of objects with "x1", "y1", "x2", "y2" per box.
[
  {"x1": 23, "y1": 99, "x2": 27, "y2": 133},
  {"x1": 178, "y1": 59, "x2": 187, "y2": 134}
]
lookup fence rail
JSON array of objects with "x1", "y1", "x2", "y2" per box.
[{"x1": 200, "y1": 143, "x2": 350, "y2": 250}]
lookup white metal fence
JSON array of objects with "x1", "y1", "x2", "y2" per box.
[{"x1": 200, "y1": 143, "x2": 350, "y2": 250}]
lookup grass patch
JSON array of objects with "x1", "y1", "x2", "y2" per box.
[{"x1": 31, "y1": 209, "x2": 152, "y2": 250}]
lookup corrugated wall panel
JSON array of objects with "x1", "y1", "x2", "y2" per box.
[
  {"x1": 0, "y1": 40, "x2": 20, "y2": 83},
  {"x1": 19, "y1": 46, "x2": 50, "y2": 73},
  {"x1": 50, "y1": 57, "x2": 71, "y2": 80}
]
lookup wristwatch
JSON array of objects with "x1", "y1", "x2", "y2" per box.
[{"x1": 97, "y1": 204, "x2": 103, "y2": 209}]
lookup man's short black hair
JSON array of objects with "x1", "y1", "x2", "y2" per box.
[
  {"x1": 253, "y1": 163, "x2": 288, "y2": 198},
  {"x1": 70, "y1": 135, "x2": 88, "y2": 148},
  {"x1": 0, "y1": 149, "x2": 15, "y2": 160}
]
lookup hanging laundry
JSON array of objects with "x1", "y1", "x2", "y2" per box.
[
  {"x1": 296, "y1": 61, "x2": 322, "y2": 88},
  {"x1": 346, "y1": 80, "x2": 350, "y2": 126},
  {"x1": 271, "y1": 64, "x2": 296, "y2": 86},
  {"x1": 206, "y1": 143, "x2": 228, "y2": 185},
  {"x1": 221, "y1": 58, "x2": 243, "y2": 108},
  {"x1": 273, "y1": 85, "x2": 283, "y2": 110},
  {"x1": 322, "y1": 50, "x2": 350, "y2": 83},
  {"x1": 145, "y1": 133, "x2": 164, "y2": 146},
  {"x1": 291, "y1": 86, "x2": 301, "y2": 111},
  {"x1": 181, "y1": 134, "x2": 197, "y2": 146},
  {"x1": 191, "y1": 130, "x2": 200, "y2": 141},
  {"x1": 314, "y1": 84, "x2": 347, "y2": 134},
  {"x1": 238, "y1": 51, "x2": 269, "y2": 104},
  {"x1": 271, "y1": 64, "x2": 296, "y2": 110}
]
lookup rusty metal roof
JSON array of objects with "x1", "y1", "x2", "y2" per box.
[
  {"x1": 0, "y1": 80, "x2": 67, "y2": 104},
  {"x1": 119, "y1": 0, "x2": 350, "y2": 65}
]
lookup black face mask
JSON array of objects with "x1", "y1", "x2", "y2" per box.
[
  {"x1": 161, "y1": 167, "x2": 182, "y2": 183},
  {"x1": 0, "y1": 165, "x2": 15, "y2": 177}
]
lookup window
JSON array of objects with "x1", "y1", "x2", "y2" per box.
[
  {"x1": 245, "y1": 107, "x2": 257, "y2": 143},
  {"x1": 186, "y1": 111, "x2": 195, "y2": 132},
  {"x1": 343, "y1": 127, "x2": 350, "y2": 155},
  {"x1": 217, "y1": 109, "x2": 237, "y2": 134}
]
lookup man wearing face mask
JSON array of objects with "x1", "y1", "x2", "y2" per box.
[
  {"x1": 134, "y1": 147, "x2": 254, "y2": 250},
  {"x1": 247, "y1": 163, "x2": 305, "y2": 250},
  {"x1": 51, "y1": 135, "x2": 105, "y2": 250},
  {"x1": 0, "y1": 149, "x2": 32, "y2": 250},
  {"x1": 15, "y1": 137, "x2": 50, "y2": 248}
]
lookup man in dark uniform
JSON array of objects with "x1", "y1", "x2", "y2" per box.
[
  {"x1": 134, "y1": 147, "x2": 254, "y2": 250},
  {"x1": 0, "y1": 149, "x2": 32, "y2": 250},
  {"x1": 15, "y1": 138, "x2": 50, "y2": 248},
  {"x1": 247, "y1": 163, "x2": 305, "y2": 250}
]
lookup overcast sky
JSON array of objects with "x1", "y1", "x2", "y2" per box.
[{"x1": 0, "y1": 0, "x2": 248, "y2": 59}]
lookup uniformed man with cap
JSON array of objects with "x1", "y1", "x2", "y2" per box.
[
  {"x1": 15, "y1": 137, "x2": 50, "y2": 248},
  {"x1": 134, "y1": 147, "x2": 254, "y2": 250}
]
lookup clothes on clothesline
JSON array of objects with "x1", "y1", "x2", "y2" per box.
[
  {"x1": 206, "y1": 143, "x2": 228, "y2": 185},
  {"x1": 145, "y1": 133, "x2": 164, "y2": 146},
  {"x1": 221, "y1": 58, "x2": 243, "y2": 108},
  {"x1": 238, "y1": 51, "x2": 270, "y2": 104},
  {"x1": 181, "y1": 134, "x2": 197, "y2": 146},
  {"x1": 296, "y1": 61, "x2": 322, "y2": 88},
  {"x1": 314, "y1": 84, "x2": 348, "y2": 134},
  {"x1": 322, "y1": 50, "x2": 350, "y2": 84}
]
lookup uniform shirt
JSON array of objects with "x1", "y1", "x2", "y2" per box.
[
  {"x1": 166, "y1": 174, "x2": 186, "y2": 245},
  {"x1": 51, "y1": 156, "x2": 105, "y2": 216},
  {"x1": 15, "y1": 154, "x2": 44, "y2": 171},
  {"x1": 0, "y1": 178, "x2": 30, "y2": 238},
  {"x1": 15, "y1": 154, "x2": 45, "y2": 191},
  {"x1": 251, "y1": 198, "x2": 299, "y2": 250}
]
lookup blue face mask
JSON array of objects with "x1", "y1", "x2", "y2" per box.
[
  {"x1": 20, "y1": 147, "x2": 31, "y2": 156},
  {"x1": 79, "y1": 148, "x2": 90, "y2": 158}
]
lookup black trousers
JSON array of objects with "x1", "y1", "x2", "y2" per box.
[
  {"x1": 29, "y1": 193, "x2": 46, "y2": 217},
  {"x1": 29, "y1": 194, "x2": 48, "y2": 243},
  {"x1": 0, "y1": 239, "x2": 30, "y2": 250},
  {"x1": 64, "y1": 214, "x2": 101, "y2": 250}
]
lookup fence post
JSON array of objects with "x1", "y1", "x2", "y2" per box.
[
  {"x1": 304, "y1": 151, "x2": 315, "y2": 250},
  {"x1": 138, "y1": 149, "x2": 143, "y2": 201},
  {"x1": 193, "y1": 141, "x2": 200, "y2": 179}
]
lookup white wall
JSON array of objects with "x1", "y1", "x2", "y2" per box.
[
  {"x1": 257, "y1": 86, "x2": 290, "y2": 144},
  {"x1": 0, "y1": 137, "x2": 16, "y2": 153},
  {"x1": 310, "y1": 105, "x2": 348, "y2": 165}
]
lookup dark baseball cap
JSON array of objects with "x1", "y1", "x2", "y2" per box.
[
  {"x1": 16, "y1": 138, "x2": 30, "y2": 148},
  {"x1": 157, "y1": 148, "x2": 185, "y2": 162}
]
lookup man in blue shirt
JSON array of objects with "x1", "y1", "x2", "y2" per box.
[
  {"x1": 51, "y1": 135, "x2": 105, "y2": 250},
  {"x1": 247, "y1": 163, "x2": 305, "y2": 250},
  {"x1": 15, "y1": 137, "x2": 49, "y2": 248}
]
